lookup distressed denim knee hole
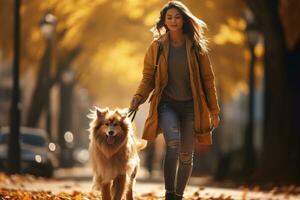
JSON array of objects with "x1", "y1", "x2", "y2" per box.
[
  {"x1": 166, "y1": 140, "x2": 180, "y2": 149},
  {"x1": 170, "y1": 126, "x2": 179, "y2": 133},
  {"x1": 179, "y1": 152, "x2": 193, "y2": 165}
]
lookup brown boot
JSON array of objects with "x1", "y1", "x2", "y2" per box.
[
  {"x1": 165, "y1": 191, "x2": 175, "y2": 200},
  {"x1": 174, "y1": 194, "x2": 183, "y2": 200}
]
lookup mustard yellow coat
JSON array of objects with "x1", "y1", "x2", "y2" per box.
[{"x1": 134, "y1": 33, "x2": 220, "y2": 145}]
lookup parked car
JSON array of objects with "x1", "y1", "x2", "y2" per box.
[{"x1": 0, "y1": 126, "x2": 58, "y2": 177}]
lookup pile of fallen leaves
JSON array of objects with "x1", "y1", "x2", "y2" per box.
[
  {"x1": 0, "y1": 188, "x2": 101, "y2": 200},
  {"x1": 0, "y1": 173, "x2": 102, "y2": 200},
  {"x1": 0, "y1": 173, "x2": 236, "y2": 200},
  {"x1": 1, "y1": 172, "x2": 300, "y2": 200},
  {"x1": 0, "y1": 188, "x2": 234, "y2": 200},
  {"x1": 135, "y1": 191, "x2": 233, "y2": 200}
]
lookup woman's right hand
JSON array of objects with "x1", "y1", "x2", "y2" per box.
[{"x1": 129, "y1": 95, "x2": 143, "y2": 112}]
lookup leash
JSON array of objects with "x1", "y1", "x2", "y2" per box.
[
  {"x1": 128, "y1": 42, "x2": 163, "y2": 122},
  {"x1": 128, "y1": 42, "x2": 163, "y2": 123},
  {"x1": 127, "y1": 110, "x2": 137, "y2": 122}
]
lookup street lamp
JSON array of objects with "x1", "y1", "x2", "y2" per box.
[
  {"x1": 59, "y1": 68, "x2": 75, "y2": 167},
  {"x1": 243, "y1": 9, "x2": 260, "y2": 177},
  {"x1": 40, "y1": 12, "x2": 57, "y2": 40},
  {"x1": 39, "y1": 12, "x2": 57, "y2": 140}
]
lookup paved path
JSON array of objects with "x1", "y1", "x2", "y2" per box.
[{"x1": 0, "y1": 169, "x2": 299, "y2": 200}]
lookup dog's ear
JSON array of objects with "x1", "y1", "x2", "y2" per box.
[
  {"x1": 96, "y1": 107, "x2": 109, "y2": 119},
  {"x1": 115, "y1": 108, "x2": 128, "y2": 120},
  {"x1": 87, "y1": 113, "x2": 95, "y2": 119},
  {"x1": 87, "y1": 106, "x2": 99, "y2": 119}
]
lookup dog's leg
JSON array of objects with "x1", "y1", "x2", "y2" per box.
[
  {"x1": 111, "y1": 174, "x2": 127, "y2": 200},
  {"x1": 101, "y1": 182, "x2": 112, "y2": 200},
  {"x1": 125, "y1": 181, "x2": 133, "y2": 200},
  {"x1": 126, "y1": 166, "x2": 137, "y2": 200},
  {"x1": 92, "y1": 176, "x2": 102, "y2": 191}
]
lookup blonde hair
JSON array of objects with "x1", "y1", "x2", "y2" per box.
[{"x1": 151, "y1": 0, "x2": 208, "y2": 53}]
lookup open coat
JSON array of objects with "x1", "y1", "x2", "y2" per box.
[{"x1": 134, "y1": 33, "x2": 220, "y2": 145}]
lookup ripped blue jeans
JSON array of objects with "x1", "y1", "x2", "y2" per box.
[{"x1": 158, "y1": 99, "x2": 195, "y2": 196}]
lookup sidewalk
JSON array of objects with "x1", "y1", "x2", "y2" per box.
[{"x1": 0, "y1": 167, "x2": 299, "y2": 200}]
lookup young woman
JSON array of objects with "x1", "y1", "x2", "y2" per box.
[{"x1": 129, "y1": 1, "x2": 220, "y2": 199}]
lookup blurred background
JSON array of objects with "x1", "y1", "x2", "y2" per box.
[{"x1": 0, "y1": 0, "x2": 299, "y2": 184}]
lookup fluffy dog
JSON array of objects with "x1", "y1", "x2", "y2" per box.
[{"x1": 88, "y1": 107, "x2": 146, "y2": 200}]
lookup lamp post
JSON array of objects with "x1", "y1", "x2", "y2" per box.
[
  {"x1": 40, "y1": 12, "x2": 57, "y2": 40},
  {"x1": 243, "y1": 10, "x2": 260, "y2": 177},
  {"x1": 39, "y1": 12, "x2": 57, "y2": 140},
  {"x1": 59, "y1": 68, "x2": 75, "y2": 167},
  {"x1": 7, "y1": 0, "x2": 21, "y2": 174}
]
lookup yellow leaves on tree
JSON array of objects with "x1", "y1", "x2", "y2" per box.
[
  {"x1": 0, "y1": 0, "x2": 259, "y2": 104},
  {"x1": 213, "y1": 18, "x2": 246, "y2": 45},
  {"x1": 76, "y1": 40, "x2": 144, "y2": 107}
]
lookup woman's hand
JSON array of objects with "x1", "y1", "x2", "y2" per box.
[
  {"x1": 211, "y1": 114, "x2": 220, "y2": 128},
  {"x1": 129, "y1": 95, "x2": 143, "y2": 112}
]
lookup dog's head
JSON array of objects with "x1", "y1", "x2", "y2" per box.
[{"x1": 88, "y1": 107, "x2": 130, "y2": 151}]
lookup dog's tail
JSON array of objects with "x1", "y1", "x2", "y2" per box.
[{"x1": 136, "y1": 139, "x2": 147, "y2": 151}]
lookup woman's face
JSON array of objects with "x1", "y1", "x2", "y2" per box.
[{"x1": 164, "y1": 8, "x2": 184, "y2": 32}]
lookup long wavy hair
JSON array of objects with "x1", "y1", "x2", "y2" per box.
[{"x1": 151, "y1": 1, "x2": 208, "y2": 53}]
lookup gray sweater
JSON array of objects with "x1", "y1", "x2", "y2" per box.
[{"x1": 161, "y1": 42, "x2": 193, "y2": 102}]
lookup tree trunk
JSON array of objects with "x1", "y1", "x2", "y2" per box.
[
  {"x1": 58, "y1": 74, "x2": 75, "y2": 167},
  {"x1": 245, "y1": 0, "x2": 300, "y2": 183},
  {"x1": 26, "y1": 47, "x2": 81, "y2": 128},
  {"x1": 243, "y1": 41, "x2": 256, "y2": 177},
  {"x1": 8, "y1": 0, "x2": 21, "y2": 174},
  {"x1": 285, "y1": 42, "x2": 300, "y2": 182},
  {"x1": 26, "y1": 39, "x2": 52, "y2": 127}
]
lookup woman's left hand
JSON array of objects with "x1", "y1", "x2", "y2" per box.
[{"x1": 211, "y1": 114, "x2": 220, "y2": 128}]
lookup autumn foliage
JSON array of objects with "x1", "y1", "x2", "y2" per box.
[{"x1": 0, "y1": 0, "x2": 251, "y2": 107}]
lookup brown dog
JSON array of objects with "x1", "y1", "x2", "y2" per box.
[{"x1": 88, "y1": 107, "x2": 146, "y2": 200}]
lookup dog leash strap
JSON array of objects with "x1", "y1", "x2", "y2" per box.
[
  {"x1": 130, "y1": 110, "x2": 137, "y2": 122},
  {"x1": 128, "y1": 43, "x2": 162, "y2": 123},
  {"x1": 128, "y1": 110, "x2": 137, "y2": 122}
]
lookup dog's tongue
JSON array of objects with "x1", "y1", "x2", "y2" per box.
[{"x1": 107, "y1": 136, "x2": 115, "y2": 144}]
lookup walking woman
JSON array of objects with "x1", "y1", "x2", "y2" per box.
[{"x1": 129, "y1": 1, "x2": 220, "y2": 199}]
